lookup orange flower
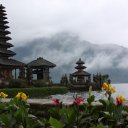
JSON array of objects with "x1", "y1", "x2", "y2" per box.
[{"x1": 116, "y1": 95, "x2": 125, "y2": 106}]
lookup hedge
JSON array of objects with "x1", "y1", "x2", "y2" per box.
[{"x1": 0, "y1": 87, "x2": 68, "y2": 98}]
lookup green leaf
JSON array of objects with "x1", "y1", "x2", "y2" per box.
[
  {"x1": 28, "y1": 114, "x2": 37, "y2": 119},
  {"x1": 59, "y1": 108, "x2": 68, "y2": 124},
  {"x1": 49, "y1": 117, "x2": 62, "y2": 128},
  {"x1": 0, "y1": 103, "x2": 5, "y2": 110},
  {"x1": 87, "y1": 95, "x2": 95, "y2": 104},
  {"x1": 68, "y1": 109, "x2": 77, "y2": 124},
  {"x1": 90, "y1": 123, "x2": 110, "y2": 128},
  {"x1": 99, "y1": 99, "x2": 108, "y2": 107},
  {"x1": 0, "y1": 114, "x2": 16, "y2": 127}
]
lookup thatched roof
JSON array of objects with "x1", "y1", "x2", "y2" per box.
[
  {"x1": 0, "y1": 20, "x2": 8, "y2": 24},
  {"x1": 0, "y1": 58, "x2": 25, "y2": 67},
  {"x1": 0, "y1": 49, "x2": 16, "y2": 56},
  {"x1": 0, "y1": 12, "x2": 7, "y2": 16},
  {"x1": 0, "y1": 42, "x2": 13, "y2": 47},
  {"x1": 75, "y1": 65, "x2": 86, "y2": 69},
  {"x1": 0, "y1": 35, "x2": 12, "y2": 40},
  {"x1": 0, "y1": 30, "x2": 11, "y2": 35},
  {"x1": 27, "y1": 57, "x2": 56, "y2": 68},
  {"x1": 72, "y1": 71, "x2": 91, "y2": 76},
  {"x1": 0, "y1": 4, "x2": 5, "y2": 9}
]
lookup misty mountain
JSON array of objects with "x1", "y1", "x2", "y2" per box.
[{"x1": 13, "y1": 32, "x2": 128, "y2": 83}]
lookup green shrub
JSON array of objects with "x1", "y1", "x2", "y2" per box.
[
  {"x1": 0, "y1": 87, "x2": 68, "y2": 98},
  {"x1": 9, "y1": 79, "x2": 27, "y2": 88},
  {"x1": 32, "y1": 80, "x2": 51, "y2": 87},
  {"x1": 52, "y1": 83, "x2": 69, "y2": 87}
]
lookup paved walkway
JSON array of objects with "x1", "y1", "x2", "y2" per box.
[
  {"x1": 1, "y1": 98, "x2": 103, "y2": 106},
  {"x1": 2, "y1": 98, "x2": 128, "y2": 106}
]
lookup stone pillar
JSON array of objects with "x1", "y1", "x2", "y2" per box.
[
  {"x1": 18, "y1": 66, "x2": 25, "y2": 79},
  {"x1": 26, "y1": 67, "x2": 33, "y2": 85},
  {"x1": 43, "y1": 68, "x2": 49, "y2": 81}
]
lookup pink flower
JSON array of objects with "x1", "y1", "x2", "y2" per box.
[
  {"x1": 73, "y1": 97, "x2": 84, "y2": 105},
  {"x1": 52, "y1": 98, "x2": 61, "y2": 106}
]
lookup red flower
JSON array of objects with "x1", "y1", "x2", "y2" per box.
[
  {"x1": 116, "y1": 95, "x2": 125, "y2": 106},
  {"x1": 52, "y1": 98, "x2": 61, "y2": 106},
  {"x1": 73, "y1": 97, "x2": 84, "y2": 105},
  {"x1": 116, "y1": 99, "x2": 122, "y2": 106}
]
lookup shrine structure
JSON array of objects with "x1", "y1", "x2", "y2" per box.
[
  {"x1": 0, "y1": 4, "x2": 25, "y2": 80},
  {"x1": 27, "y1": 57, "x2": 56, "y2": 81},
  {"x1": 70, "y1": 58, "x2": 91, "y2": 86}
]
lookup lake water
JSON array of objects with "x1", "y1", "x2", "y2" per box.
[
  {"x1": 50, "y1": 83, "x2": 128, "y2": 102},
  {"x1": 112, "y1": 83, "x2": 128, "y2": 98}
]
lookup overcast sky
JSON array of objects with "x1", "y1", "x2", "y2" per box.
[{"x1": 1, "y1": 0, "x2": 128, "y2": 48}]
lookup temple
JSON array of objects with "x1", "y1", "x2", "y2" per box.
[
  {"x1": 0, "y1": 4, "x2": 25, "y2": 80},
  {"x1": 0, "y1": 4, "x2": 56, "y2": 85},
  {"x1": 27, "y1": 57, "x2": 56, "y2": 81},
  {"x1": 70, "y1": 58, "x2": 91, "y2": 85}
]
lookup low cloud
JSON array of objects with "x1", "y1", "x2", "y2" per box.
[
  {"x1": 13, "y1": 32, "x2": 128, "y2": 83},
  {"x1": 2, "y1": 0, "x2": 128, "y2": 48}
]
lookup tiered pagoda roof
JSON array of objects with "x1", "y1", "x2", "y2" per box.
[
  {"x1": 0, "y1": 4, "x2": 25, "y2": 67},
  {"x1": 72, "y1": 58, "x2": 90, "y2": 76}
]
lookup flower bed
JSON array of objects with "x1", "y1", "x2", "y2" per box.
[{"x1": 0, "y1": 83, "x2": 127, "y2": 127}]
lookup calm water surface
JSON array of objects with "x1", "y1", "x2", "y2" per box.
[
  {"x1": 50, "y1": 83, "x2": 128, "y2": 101},
  {"x1": 113, "y1": 83, "x2": 128, "y2": 98}
]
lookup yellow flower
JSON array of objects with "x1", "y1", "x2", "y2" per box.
[
  {"x1": 101, "y1": 82, "x2": 115, "y2": 93},
  {"x1": 108, "y1": 86, "x2": 116, "y2": 93},
  {"x1": 16, "y1": 92, "x2": 28, "y2": 101},
  {"x1": 101, "y1": 82, "x2": 109, "y2": 91},
  {"x1": 116, "y1": 95, "x2": 125, "y2": 105},
  {"x1": 0, "y1": 92, "x2": 8, "y2": 98}
]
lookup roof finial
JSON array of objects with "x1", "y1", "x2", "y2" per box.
[{"x1": 37, "y1": 57, "x2": 43, "y2": 60}]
